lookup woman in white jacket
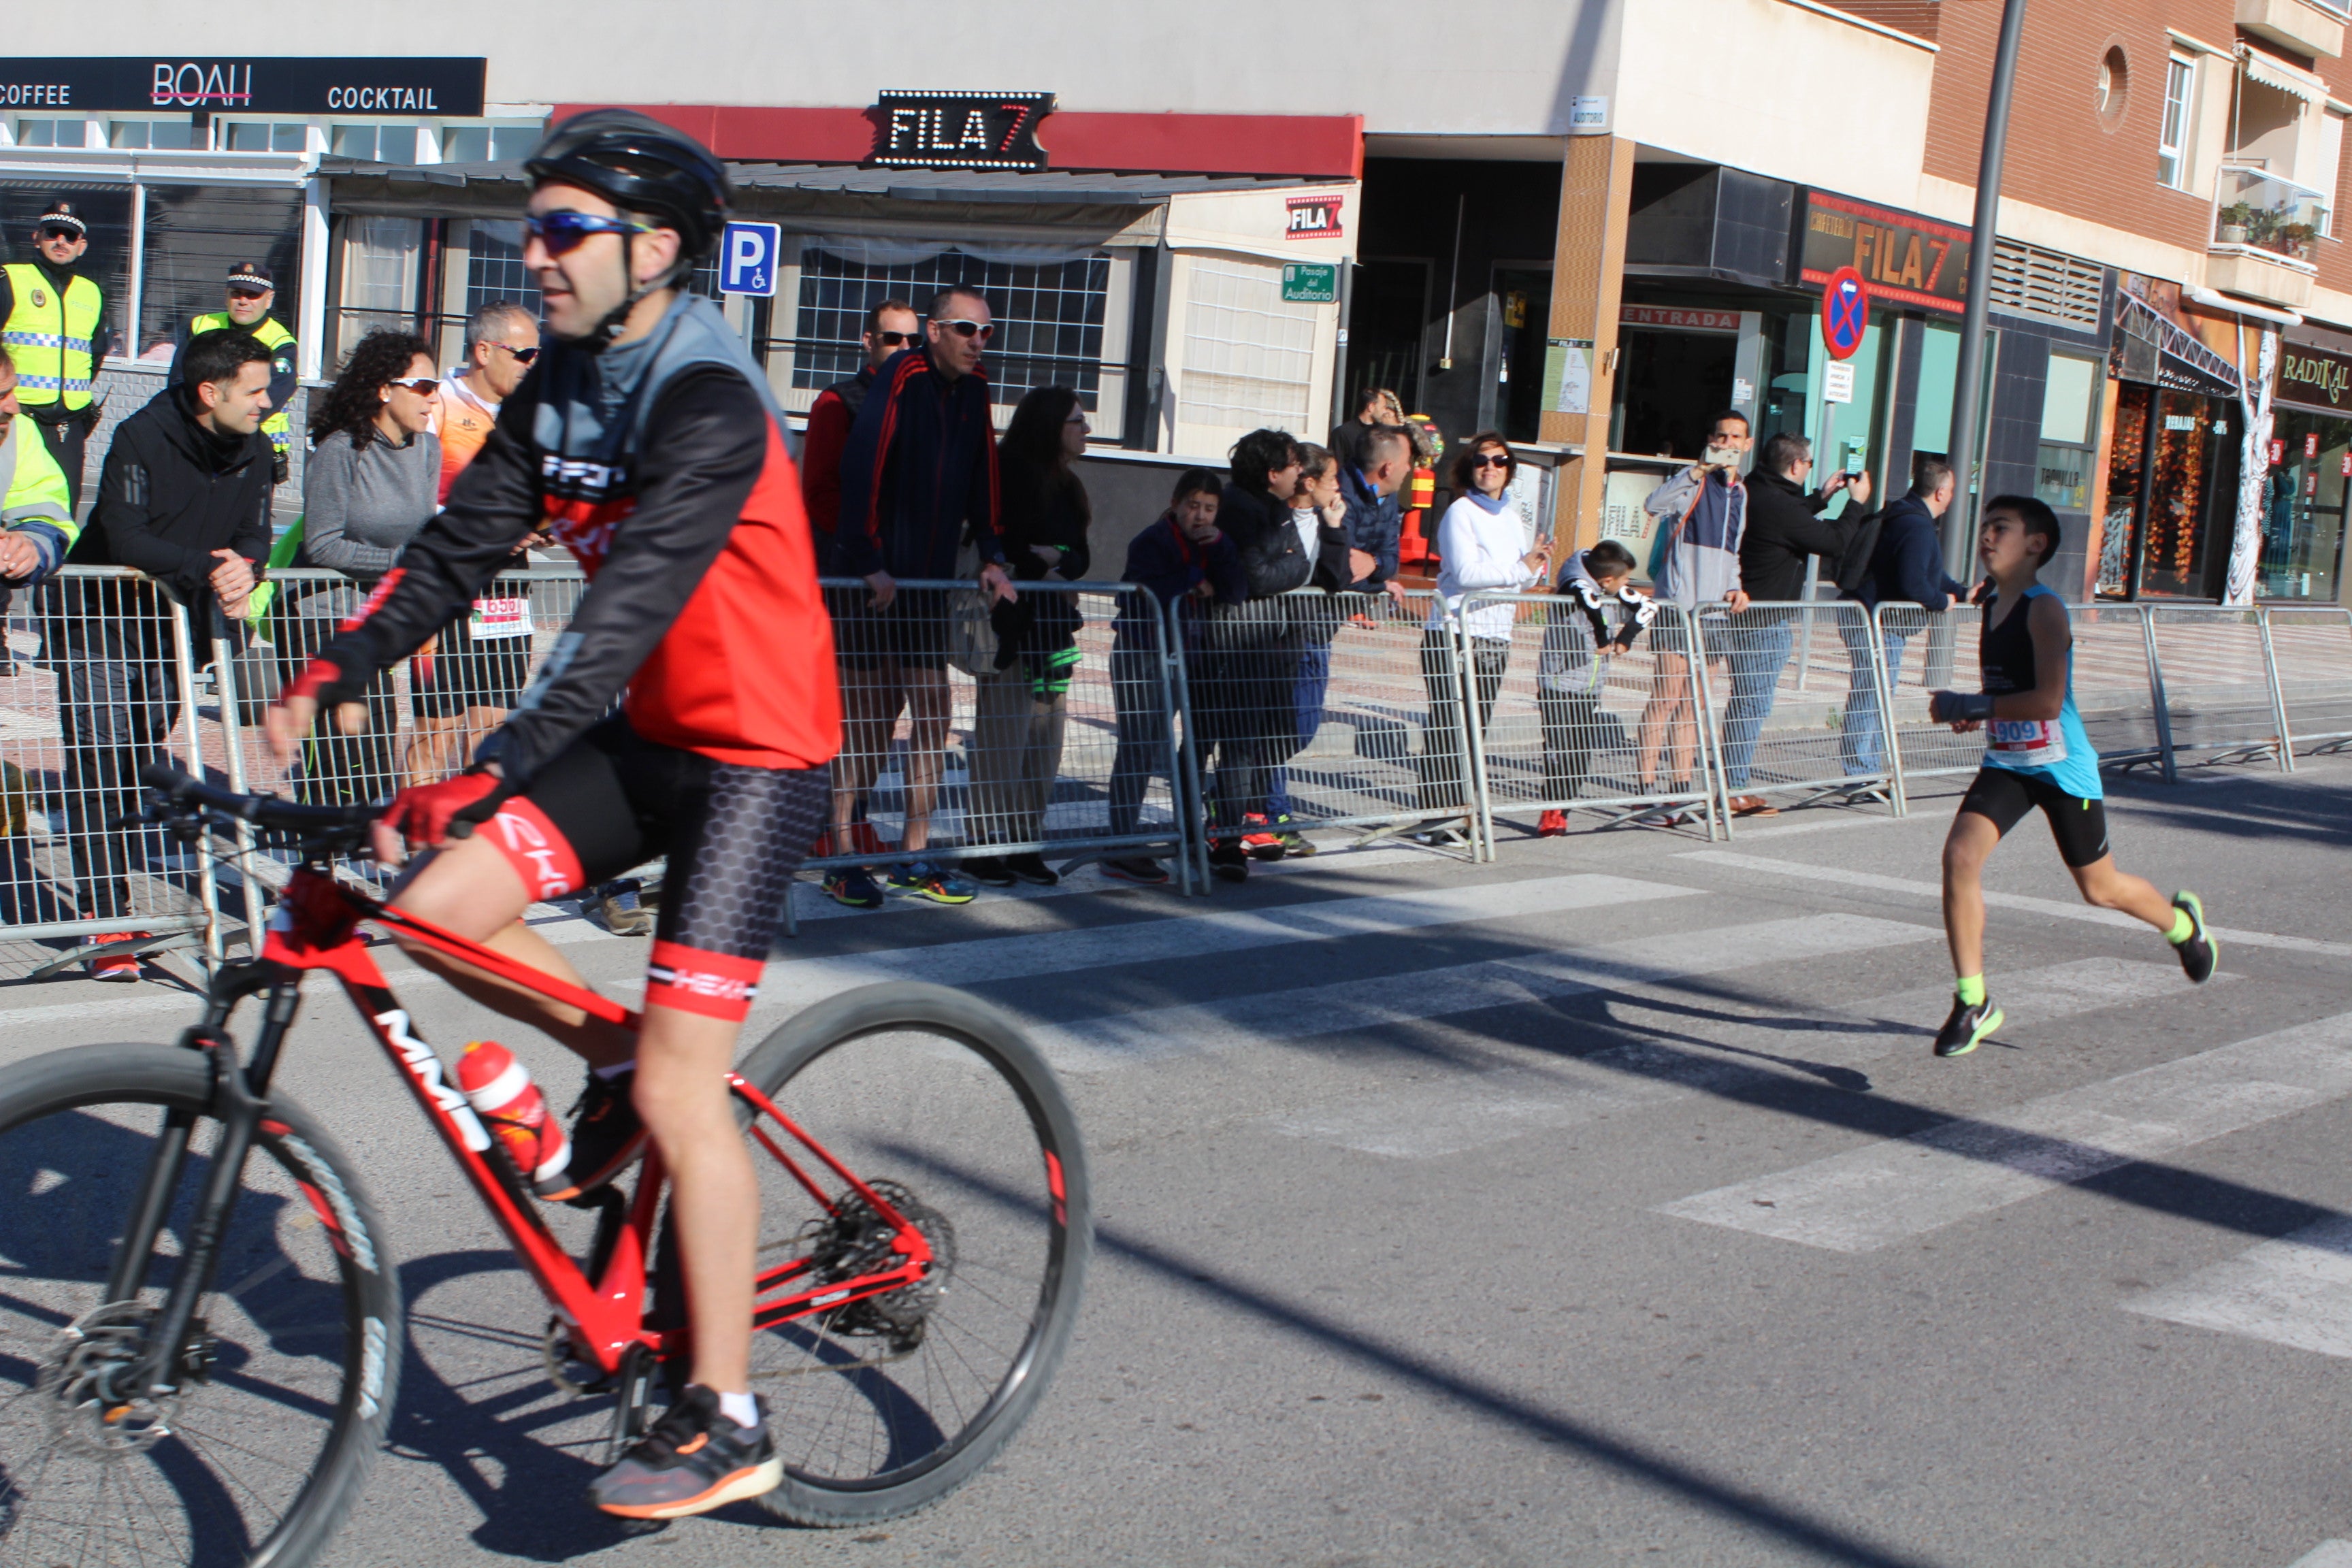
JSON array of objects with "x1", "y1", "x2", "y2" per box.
[{"x1": 1418, "y1": 432, "x2": 1549, "y2": 817}]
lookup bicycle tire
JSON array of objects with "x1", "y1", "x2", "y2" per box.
[
  {"x1": 713, "y1": 982, "x2": 1091, "y2": 1528},
  {"x1": 0, "y1": 1043, "x2": 401, "y2": 1568}
]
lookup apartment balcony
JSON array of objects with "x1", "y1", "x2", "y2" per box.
[
  {"x1": 2237, "y1": 0, "x2": 2345, "y2": 58},
  {"x1": 2208, "y1": 165, "x2": 2326, "y2": 307}
]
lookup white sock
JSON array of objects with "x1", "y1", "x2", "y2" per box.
[
  {"x1": 593, "y1": 1060, "x2": 634, "y2": 1081},
  {"x1": 716, "y1": 1390, "x2": 759, "y2": 1430}
]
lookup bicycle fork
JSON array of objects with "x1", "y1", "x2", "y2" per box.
[{"x1": 100, "y1": 960, "x2": 306, "y2": 1406}]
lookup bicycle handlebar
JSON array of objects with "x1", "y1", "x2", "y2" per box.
[{"x1": 139, "y1": 763, "x2": 382, "y2": 848}]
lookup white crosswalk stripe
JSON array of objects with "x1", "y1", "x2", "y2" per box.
[
  {"x1": 2287, "y1": 1543, "x2": 2352, "y2": 1568},
  {"x1": 757, "y1": 872, "x2": 1694, "y2": 1015},
  {"x1": 1658, "y1": 1011, "x2": 2352, "y2": 1252},
  {"x1": 1270, "y1": 956, "x2": 2212, "y2": 1160},
  {"x1": 1037, "y1": 911, "x2": 1937, "y2": 1076},
  {"x1": 2123, "y1": 1217, "x2": 2352, "y2": 1360}
]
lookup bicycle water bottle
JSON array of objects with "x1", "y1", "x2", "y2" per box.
[{"x1": 457, "y1": 1041, "x2": 574, "y2": 1198}]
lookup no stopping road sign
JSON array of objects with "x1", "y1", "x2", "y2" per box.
[{"x1": 1821, "y1": 266, "x2": 1869, "y2": 361}]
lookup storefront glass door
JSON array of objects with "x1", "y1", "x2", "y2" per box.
[
  {"x1": 1492, "y1": 266, "x2": 1552, "y2": 442},
  {"x1": 2132, "y1": 387, "x2": 2240, "y2": 599},
  {"x1": 2260, "y1": 408, "x2": 2350, "y2": 601}
]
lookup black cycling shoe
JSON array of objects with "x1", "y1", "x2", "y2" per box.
[
  {"x1": 589, "y1": 1384, "x2": 781, "y2": 1520},
  {"x1": 561, "y1": 1068, "x2": 646, "y2": 1198},
  {"x1": 1208, "y1": 840, "x2": 1249, "y2": 883},
  {"x1": 2171, "y1": 890, "x2": 2217, "y2": 984},
  {"x1": 1933, "y1": 996, "x2": 2004, "y2": 1058}
]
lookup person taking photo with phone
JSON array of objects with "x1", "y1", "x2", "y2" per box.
[{"x1": 1633, "y1": 409, "x2": 1752, "y2": 809}]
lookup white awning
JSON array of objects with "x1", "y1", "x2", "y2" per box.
[{"x1": 2242, "y1": 46, "x2": 2330, "y2": 105}]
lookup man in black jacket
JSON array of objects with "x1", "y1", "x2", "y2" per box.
[
  {"x1": 53, "y1": 329, "x2": 272, "y2": 970},
  {"x1": 1718, "y1": 430, "x2": 1870, "y2": 811},
  {"x1": 1838, "y1": 452, "x2": 1966, "y2": 776}
]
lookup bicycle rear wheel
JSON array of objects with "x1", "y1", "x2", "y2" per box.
[
  {"x1": 0, "y1": 1044, "x2": 399, "y2": 1568},
  {"x1": 719, "y1": 983, "x2": 1090, "y2": 1526}
]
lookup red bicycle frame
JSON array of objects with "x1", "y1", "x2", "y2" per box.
[{"x1": 257, "y1": 866, "x2": 932, "y2": 1379}]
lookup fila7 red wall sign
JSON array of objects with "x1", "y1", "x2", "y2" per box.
[
  {"x1": 874, "y1": 91, "x2": 1054, "y2": 170},
  {"x1": 1285, "y1": 195, "x2": 1343, "y2": 240}
]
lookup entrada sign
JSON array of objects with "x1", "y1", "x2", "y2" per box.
[
  {"x1": 873, "y1": 91, "x2": 1054, "y2": 170},
  {"x1": 0, "y1": 58, "x2": 485, "y2": 116},
  {"x1": 1798, "y1": 191, "x2": 1970, "y2": 316},
  {"x1": 2276, "y1": 339, "x2": 2352, "y2": 414}
]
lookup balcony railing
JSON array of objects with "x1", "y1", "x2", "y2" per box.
[{"x1": 2214, "y1": 165, "x2": 2331, "y2": 261}]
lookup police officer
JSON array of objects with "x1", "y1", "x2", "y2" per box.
[
  {"x1": 0, "y1": 199, "x2": 107, "y2": 512},
  {"x1": 169, "y1": 261, "x2": 297, "y2": 485}
]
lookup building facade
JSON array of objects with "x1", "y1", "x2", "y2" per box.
[{"x1": 7, "y1": 0, "x2": 2352, "y2": 601}]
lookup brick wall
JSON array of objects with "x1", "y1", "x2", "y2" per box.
[
  {"x1": 1818, "y1": 1, "x2": 1940, "y2": 42},
  {"x1": 1923, "y1": 1, "x2": 2232, "y2": 261}
]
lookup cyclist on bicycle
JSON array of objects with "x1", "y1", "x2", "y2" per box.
[{"x1": 265, "y1": 110, "x2": 836, "y2": 1520}]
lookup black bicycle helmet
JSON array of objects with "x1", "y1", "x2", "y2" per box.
[{"x1": 523, "y1": 108, "x2": 730, "y2": 261}]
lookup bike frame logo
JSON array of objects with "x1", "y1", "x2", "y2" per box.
[
  {"x1": 150, "y1": 62, "x2": 252, "y2": 108},
  {"x1": 374, "y1": 1008, "x2": 491, "y2": 1151}
]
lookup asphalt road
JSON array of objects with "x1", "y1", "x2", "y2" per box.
[{"x1": 5, "y1": 757, "x2": 2352, "y2": 1568}]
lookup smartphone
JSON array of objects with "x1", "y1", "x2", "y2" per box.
[{"x1": 1701, "y1": 445, "x2": 1741, "y2": 470}]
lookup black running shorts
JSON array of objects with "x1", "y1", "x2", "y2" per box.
[
  {"x1": 1958, "y1": 766, "x2": 2110, "y2": 868},
  {"x1": 476, "y1": 717, "x2": 828, "y2": 1019}
]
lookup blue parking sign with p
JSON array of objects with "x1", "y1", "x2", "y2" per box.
[{"x1": 720, "y1": 220, "x2": 781, "y2": 297}]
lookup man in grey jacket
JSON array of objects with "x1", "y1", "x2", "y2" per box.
[{"x1": 1634, "y1": 410, "x2": 1751, "y2": 801}]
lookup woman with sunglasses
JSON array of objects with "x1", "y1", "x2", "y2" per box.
[
  {"x1": 282, "y1": 329, "x2": 442, "y2": 804},
  {"x1": 1418, "y1": 433, "x2": 1548, "y2": 828}
]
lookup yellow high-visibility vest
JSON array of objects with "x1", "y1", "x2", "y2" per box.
[
  {"x1": 190, "y1": 310, "x2": 297, "y2": 448},
  {"x1": 1, "y1": 264, "x2": 100, "y2": 412}
]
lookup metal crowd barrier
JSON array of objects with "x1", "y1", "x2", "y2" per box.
[
  {"x1": 1689, "y1": 598, "x2": 1897, "y2": 821},
  {"x1": 808, "y1": 578, "x2": 1197, "y2": 893},
  {"x1": 1458, "y1": 593, "x2": 1722, "y2": 851},
  {"x1": 10, "y1": 558, "x2": 2352, "y2": 984}
]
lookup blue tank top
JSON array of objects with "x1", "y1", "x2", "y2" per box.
[{"x1": 1978, "y1": 582, "x2": 2102, "y2": 798}]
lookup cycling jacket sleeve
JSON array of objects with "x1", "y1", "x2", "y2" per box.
[{"x1": 473, "y1": 367, "x2": 768, "y2": 785}]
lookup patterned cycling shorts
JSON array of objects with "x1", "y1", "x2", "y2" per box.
[{"x1": 478, "y1": 716, "x2": 828, "y2": 1019}]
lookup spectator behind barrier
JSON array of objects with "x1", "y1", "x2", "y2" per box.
[
  {"x1": 1327, "y1": 385, "x2": 1402, "y2": 470},
  {"x1": 1200, "y1": 427, "x2": 1309, "y2": 873},
  {"x1": 802, "y1": 297, "x2": 918, "y2": 576},
  {"x1": 1337, "y1": 424, "x2": 1412, "y2": 609},
  {"x1": 1261, "y1": 441, "x2": 1350, "y2": 854},
  {"x1": 1103, "y1": 468, "x2": 1243, "y2": 887},
  {"x1": 287, "y1": 329, "x2": 442, "y2": 807},
  {"x1": 966, "y1": 385, "x2": 1094, "y2": 889},
  {"x1": 53, "y1": 327, "x2": 272, "y2": 978},
  {"x1": 1634, "y1": 408, "x2": 1752, "y2": 806},
  {"x1": 1835, "y1": 451, "x2": 1967, "y2": 779},
  {"x1": 1533, "y1": 539, "x2": 1649, "y2": 834},
  {"x1": 1417, "y1": 432, "x2": 1550, "y2": 830}
]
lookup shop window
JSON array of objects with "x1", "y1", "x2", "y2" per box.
[
  {"x1": 441, "y1": 126, "x2": 538, "y2": 164},
  {"x1": 139, "y1": 184, "x2": 303, "y2": 362},
  {"x1": 791, "y1": 245, "x2": 1110, "y2": 410},
  {"x1": 2103, "y1": 385, "x2": 2238, "y2": 598},
  {"x1": 331, "y1": 125, "x2": 418, "y2": 164},
  {"x1": 466, "y1": 220, "x2": 542, "y2": 321},
  {"x1": 109, "y1": 120, "x2": 203, "y2": 151},
  {"x1": 0, "y1": 184, "x2": 129, "y2": 346},
  {"x1": 1179, "y1": 256, "x2": 1319, "y2": 434},
  {"x1": 337, "y1": 214, "x2": 423, "y2": 349},
  {"x1": 224, "y1": 122, "x2": 308, "y2": 154},
  {"x1": 2158, "y1": 56, "x2": 2194, "y2": 189},
  {"x1": 2035, "y1": 353, "x2": 2100, "y2": 514},
  {"x1": 2258, "y1": 409, "x2": 2348, "y2": 601},
  {"x1": 14, "y1": 119, "x2": 80, "y2": 148},
  {"x1": 2096, "y1": 385, "x2": 2149, "y2": 598}
]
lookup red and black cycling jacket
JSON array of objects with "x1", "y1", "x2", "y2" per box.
[{"x1": 312, "y1": 297, "x2": 843, "y2": 785}]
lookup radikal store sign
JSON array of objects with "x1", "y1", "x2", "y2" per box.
[
  {"x1": 1797, "y1": 191, "x2": 1970, "y2": 316},
  {"x1": 2275, "y1": 337, "x2": 2352, "y2": 414},
  {"x1": 0, "y1": 57, "x2": 485, "y2": 116}
]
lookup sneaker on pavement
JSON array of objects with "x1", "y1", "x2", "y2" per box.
[
  {"x1": 1273, "y1": 814, "x2": 1316, "y2": 857},
  {"x1": 962, "y1": 855, "x2": 1019, "y2": 888},
  {"x1": 1537, "y1": 809, "x2": 1569, "y2": 838},
  {"x1": 1208, "y1": 840, "x2": 1250, "y2": 883},
  {"x1": 2170, "y1": 891, "x2": 2217, "y2": 984},
  {"x1": 886, "y1": 860, "x2": 977, "y2": 904},
  {"x1": 597, "y1": 880, "x2": 654, "y2": 937},
  {"x1": 1932, "y1": 996, "x2": 2004, "y2": 1058},
  {"x1": 821, "y1": 867, "x2": 885, "y2": 911},
  {"x1": 589, "y1": 1384, "x2": 781, "y2": 1520},
  {"x1": 1727, "y1": 794, "x2": 1780, "y2": 817},
  {"x1": 1004, "y1": 851, "x2": 1059, "y2": 886},
  {"x1": 1239, "y1": 813, "x2": 1285, "y2": 861},
  {"x1": 556, "y1": 1068, "x2": 646, "y2": 1199},
  {"x1": 1100, "y1": 855, "x2": 1169, "y2": 886},
  {"x1": 86, "y1": 933, "x2": 145, "y2": 983}
]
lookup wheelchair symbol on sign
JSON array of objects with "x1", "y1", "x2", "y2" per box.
[{"x1": 1820, "y1": 266, "x2": 1869, "y2": 362}]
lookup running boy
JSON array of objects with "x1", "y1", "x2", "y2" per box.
[{"x1": 1926, "y1": 494, "x2": 2215, "y2": 1058}]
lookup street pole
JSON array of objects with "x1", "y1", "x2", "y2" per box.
[{"x1": 1942, "y1": 0, "x2": 2029, "y2": 582}]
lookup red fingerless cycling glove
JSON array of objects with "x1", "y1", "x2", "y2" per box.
[{"x1": 380, "y1": 770, "x2": 516, "y2": 847}]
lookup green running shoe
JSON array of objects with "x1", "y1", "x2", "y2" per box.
[
  {"x1": 1933, "y1": 996, "x2": 2004, "y2": 1058},
  {"x1": 2171, "y1": 891, "x2": 2217, "y2": 984}
]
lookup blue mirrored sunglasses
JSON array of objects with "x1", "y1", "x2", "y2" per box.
[{"x1": 523, "y1": 211, "x2": 653, "y2": 257}]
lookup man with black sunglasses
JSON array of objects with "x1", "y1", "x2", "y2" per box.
[
  {"x1": 168, "y1": 262, "x2": 298, "y2": 485},
  {"x1": 801, "y1": 296, "x2": 917, "y2": 574},
  {"x1": 431, "y1": 298, "x2": 541, "y2": 502},
  {"x1": 0, "y1": 199, "x2": 108, "y2": 512}
]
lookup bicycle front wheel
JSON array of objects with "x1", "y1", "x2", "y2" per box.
[
  {"x1": 0, "y1": 1043, "x2": 399, "y2": 1568},
  {"x1": 723, "y1": 983, "x2": 1090, "y2": 1527}
]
